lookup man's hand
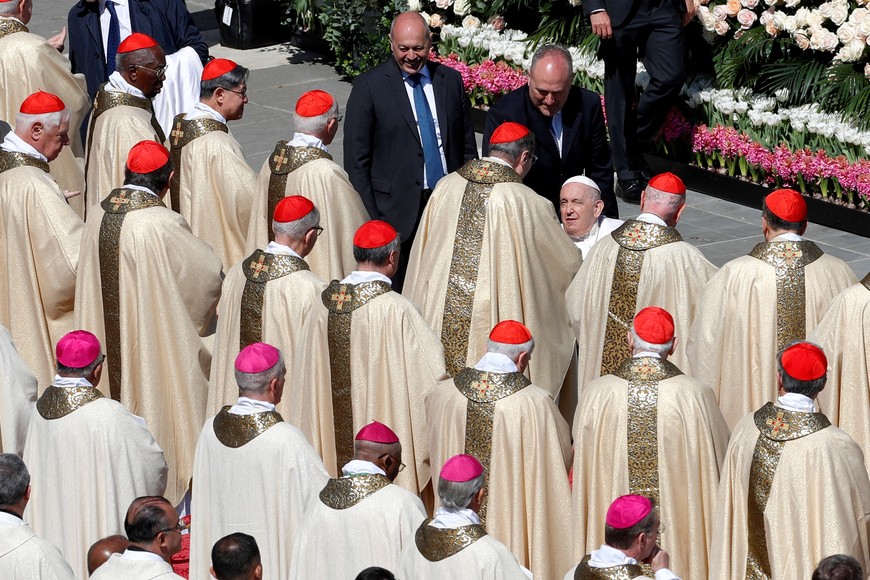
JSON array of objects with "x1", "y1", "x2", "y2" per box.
[
  {"x1": 63, "y1": 190, "x2": 81, "y2": 200},
  {"x1": 590, "y1": 11, "x2": 613, "y2": 39},
  {"x1": 682, "y1": 0, "x2": 697, "y2": 26},
  {"x1": 48, "y1": 27, "x2": 67, "y2": 51},
  {"x1": 649, "y1": 546, "x2": 671, "y2": 573}
]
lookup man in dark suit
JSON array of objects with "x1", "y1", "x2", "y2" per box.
[
  {"x1": 67, "y1": 0, "x2": 208, "y2": 99},
  {"x1": 586, "y1": 0, "x2": 692, "y2": 202},
  {"x1": 344, "y1": 11, "x2": 477, "y2": 291}
]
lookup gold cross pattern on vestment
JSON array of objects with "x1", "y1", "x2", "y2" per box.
[
  {"x1": 626, "y1": 223, "x2": 646, "y2": 243},
  {"x1": 109, "y1": 194, "x2": 131, "y2": 211},
  {"x1": 273, "y1": 149, "x2": 288, "y2": 171},
  {"x1": 249, "y1": 254, "x2": 269, "y2": 279},
  {"x1": 776, "y1": 245, "x2": 803, "y2": 267},
  {"x1": 332, "y1": 288, "x2": 352, "y2": 310},
  {"x1": 170, "y1": 123, "x2": 185, "y2": 146},
  {"x1": 633, "y1": 360, "x2": 655, "y2": 377},
  {"x1": 471, "y1": 374, "x2": 492, "y2": 397},
  {"x1": 766, "y1": 411, "x2": 790, "y2": 436}
]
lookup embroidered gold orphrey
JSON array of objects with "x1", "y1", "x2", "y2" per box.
[
  {"x1": 319, "y1": 474, "x2": 392, "y2": 509},
  {"x1": 0, "y1": 19, "x2": 27, "y2": 38},
  {"x1": 748, "y1": 241, "x2": 823, "y2": 351},
  {"x1": 168, "y1": 114, "x2": 228, "y2": 213},
  {"x1": 36, "y1": 386, "x2": 105, "y2": 420},
  {"x1": 614, "y1": 356, "x2": 682, "y2": 506},
  {"x1": 266, "y1": 143, "x2": 332, "y2": 242},
  {"x1": 238, "y1": 249, "x2": 309, "y2": 349},
  {"x1": 213, "y1": 406, "x2": 284, "y2": 448},
  {"x1": 0, "y1": 150, "x2": 50, "y2": 174},
  {"x1": 454, "y1": 366, "x2": 530, "y2": 523},
  {"x1": 322, "y1": 280, "x2": 392, "y2": 474},
  {"x1": 98, "y1": 188, "x2": 164, "y2": 401},
  {"x1": 574, "y1": 554, "x2": 644, "y2": 579},
  {"x1": 601, "y1": 221, "x2": 682, "y2": 375},
  {"x1": 414, "y1": 519, "x2": 488, "y2": 562},
  {"x1": 440, "y1": 160, "x2": 522, "y2": 377},
  {"x1": 745, "y1": 402, "x2": 830, "y2": 579}
]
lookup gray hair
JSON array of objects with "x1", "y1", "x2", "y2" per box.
[
  {"x1": 116, "y1": 46, "x2": 159, "y2": 74},
  {"x1": 629, "y1": 328, "x2": 674, "y2": 357},
  {"x1": 234, "y1": 355, "x2": 285, "y2": 394},
  {"x1": 272, "y1": 206, "x2": 320, "y2": 239},
  {"x1": 778, "y1": 341, "x2": 827, "y2": 399},
  {"x1": 530, "y1": 44, "x2": 572, "y2": 73},
  {"x1": 438, "y1": 473, "x2": 485, "y2": 511},
  {"x1": 353, "y1": 235, "x2": 402, "y2": 266},
  {"x1": 486, "y1": 337, "x2": 535, "y2": 362},
  {"x1": 200, "y1": 65, "x2": 250, "y2": 100},
  {"x1": 0, "y1": 454, "x2": 29, "y2": 506},
  {"x1": 645, "y1": 185, "x2": 686, "y2": 211},
  {"x1": 15, "y1": 110, "x2": 68, "y2": 133},
  {"x1": 57, "y1": 355, "x2": 103, "y2": 378},
  {"x1": 293, "y1": 100, "x2": 340, "y2": 136},
  {"x1": 489, "y1": 131, "x2": 536, "y2": 166}
]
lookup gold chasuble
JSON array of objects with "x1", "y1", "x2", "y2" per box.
[
  {"x1": 168, "y1": 114, "x2": 227, "y2": 213},
  {"x1": 572, "y1": 555, "x2": 645, "y2": 580},
  {"x1": 319, "y1": 474, "x2": 392, "y2": 507},
  {"x1": 238, "y1": 250, "x2": 309, "y2": 347},
  {"x1": 246, "y1": 143, "x2": 368, "y2": 282},
  {"x1": 415, "y1": 521, "x2": 488, "y2": 561}
]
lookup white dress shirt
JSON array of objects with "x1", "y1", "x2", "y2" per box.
[
  {"x1": 342, "y1": 459, "x2": 386, "y2": 477},
  {"x1": 401, "y1": 66, "x2": 447, "y2": 188},
  {"x1": 107, "y1": 71, "x2": 147, "y2": 98},
  {"x1": 185, "y1": 102, "x2": 226, "y2": 124},
  {"x1": 775, "y1": 392, "x2": 817, "y2": 413},
  {"x1": 772, "y1": 232, "x2": 803, "y2": 242},
  {"x1": 429, "y1": 507, "x2": 481, "y2": 529},
  {"x1": 228, "y1": 397, "x2": 276, "y2": 416},
  {"x1": 99, "y1": 0, "x2": 133, "y2": 61},
  {"x1": 636, "y1": 212, "x2": 668, "y2": 227},
  {"x1": 0, "y1": 132, "x2": 47, "y2": 162},
  {"x1": 474, "y1": 352, "x2": 519, "y2": 373},
  {"x1": 288, "y1": 132, "x2": 328, "y2": 152},
  {"x1": 340, "y1": 271, "x2": 392, "y2": 286},
  {"x1": 264, "y1": 241, "x2": 302, "y2": 258}
]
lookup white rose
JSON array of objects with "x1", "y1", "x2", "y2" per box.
[
  {"x1": 453, "y1": 0, "x2": 469, "y2": 16},
  {"x1": 738, "y1": 8, "x2": 758, "y2": 27},
  {"x1": 741, "y1": 0, "x2": 759, "y2": 8},
  {"x1": 806, "y1": 11, "x2": 826, "y2": 27},
  {"x1": 715, "y1": 19, "x2": 731, "y2": 34},
  {"x1": 794, "y1": 8, "x2": 810, "y2": 27},
  {"x1": 760, "y1": 10, "x2": 774, "y2": 24},
  {"x1": 857, "y1": 19, "x2": 870, "y2": 37},
  {"x1": 794, "y1": 30, "x2": 811, "y2": 48},
  {"x1": 435, "y1": 0, "x2": 452, "y2": 8},
  {"x1": 838, "y1": 21, "x2": 857, "y2": 43},
  {"x1": 713, "y1": 5, "x2": 729, "y2": 19},
  {"x1": 461, "y1": 15, "x2": 480, "y2": 28},
  {"x1": 783, "y1": 0, "x2": 801, "y2": 7},
  {"x1": 866, "y1": 63, "x2": 870, "y2": 79},
  {"x1": 818, "y1": 2, "x2": 833, "y2": 17},
  {"x1": 429, "y1": 13, "x2": 445, "y2": 27},
  {"x1": 836, "y1": 38, "x2": 867, "y2": 60},
  {"x1": 830, "y1": 4, "x2": 849, "y2": 25},
  {"x1": 812, "y1": 28, "x2": 840, "y2": 50},
  {"x1": 851, "y1": 7, "x2": 869, "y2": 22},
  {"x1": 407, "y1": 0, "x2": 422, "y2": 10}
]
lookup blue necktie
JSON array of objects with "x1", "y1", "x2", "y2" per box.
[
  {"x1": 409, "y1": 73, "x2": 444, "y2": 189},
  {"x1": 105, "y1": 0, "x2": 121, "y2": 77}
]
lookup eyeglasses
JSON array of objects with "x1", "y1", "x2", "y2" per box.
[
  {"x1": 222, "y1": 87, "x2": 248, "y2": 99},
  {"x1": 134, "y1": 64, "x2": 167, "y2": 78},
  {"x1": 531, "y1": 154, "x2": 539, "y2": 165},
  {"x1": 160, "y1": 519, "x2": 190, "y2": 535},
  {"x1": 332, "y1": 115, "x2": 344, "y2": 122},
  {"x1": 310, "y1": 226, "x2": 324, "y2": 237},
  {"x1": 399, "y1": 462, "x2": 406, "y2": 473}
]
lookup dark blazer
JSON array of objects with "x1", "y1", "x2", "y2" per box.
[
  {"x1": 67, "y1": 0, "x2": 209, "y2": 98},
  {"x1": 482, "y1": 85, "x2": 618, "y2": 219},
  {"x1": 583, "y1": 0, "x2": 685, "y2": 27},
  {"x1": 344, "y1": 58, "x2": 478, "y2": 241}
]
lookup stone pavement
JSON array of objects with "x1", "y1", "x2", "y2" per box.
[{"x1": 31, "y1": 3, "x2": 870, "y2": 272}]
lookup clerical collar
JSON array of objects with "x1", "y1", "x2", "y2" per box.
[
  {"x1": 772, "y1": 232, "x2": 803, "y2": 242},
  {"x1": 429, "y1": 507, "x2": 480, "y2": 529},
  {"x1": 474, "y1": 352, "x2": 518, "y2": 373},
  {"x1": 342, "y1": 459, "x2": 386, "y2": 477},
  {"x1": 633, "y1": 351, "x2": 662, "y2": 359},
  {"x1": 121, "y1": 548, "x2": 166, "y2": 562},
  {"x1": 0, "y1": 132, "x2": 47, "y2": 162},
  {"x1": 0, "y1": 509, "x2": 24, "y2": 528},
  {"x1": 481, "y1": 156, "x2": 513, "y2": 169},
  {"x1": 107, "y1": 71, "x2": 147, "y2": 99},
  {"x1": 124, "y1": 184, "x2": 158, "y2": 197},
  {"x1": 341, "y1": 271, "x2": 392, "y2": 286},
  {"x1": 589, "y1": 544, "x2": 639, "y2": 568},
  {"x1": 187, "y1": 102, "x2": 227, "y2": 124},
  {"x1": 53, "y1": 375, "x2": 94, "y2": 389},
  {"x1": 0, "y1": 16, "x2": 25, "y2": 25},
  {"x1": 288, "y1": 132, "x2": 328, "y2": 152},
  {"x1": 263, "y1": 241, "x2": 302, "y2": 258},
  {"x1": 636, "y1": 212, "x2": 668, "y2": 227},
  {"x1": 775, "y1": 392, "x2": 817, "y2": 413},
  {"x1": 229, "y1": 397, "x2": 276, "y2": 416}
]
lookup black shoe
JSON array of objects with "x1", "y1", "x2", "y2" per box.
[{"x1": 616, "y1": 179, "x2": 644, "y2": 204}]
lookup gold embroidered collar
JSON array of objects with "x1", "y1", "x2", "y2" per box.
[
  {"x1": 748, "y1": 240, "x2": 823, "y2": 270},
  {"x1": 169, "y1": 114, "x2": 228, "y2": 149},
  {"x1": 269, "y1": 142, "x2": 332, "y2": 175},
  {"x1": 612, "y1": 220, "x2": 682, "y2": 251},
  {"x1": 574, "y1": 555, "x2": 644, "y2": 579},
  {"x1": 753, "y1": 402, "x2": 830, "y2": 442},
  {"x1": 860, "y1": 272, "x2": 870, "y2": 290},
  {"x1": 414, "y1": 520, "x2": 487, "y2": 562},
  {"x1": 100, "y1": 187, "x2": 164, "y2": 214},
  {"x1": 613, "y1": 356, "x2": 683, "y2": 382},
  {"x1": 242, "y1": 250, "x2": 309, "y2": 283},
  {"x1": 0, "y1": 150, "x2": 49, "y2": 174},
  {"x1": 0, "y1": 19, "x2": 27, "y2": 37},
  {"x1": 319, "y1": 474, "x2": 392, "y2": 509},
  {"x1": 213, "y1": 406, "x2": 284, "y2": 448},
  {"x1": 322, "y1": 280, "x2": 392, "y2": 314},
  {"x1": 454, "y1": 367, "x2": 531, "y2": 403},
  {"x1": 457, "y1": 159, "x2": 523, "y2": 184},
  {"x1": 93, "y1": 87, "x2": 153, "y2": 117},
  {"x1": 36, "y1": 386, "x2": 104, "y2": 420}
]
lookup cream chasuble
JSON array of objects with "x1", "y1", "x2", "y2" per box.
[
  {"x1": 290, "y1": 473, "x2": 427, "y2": 578},
  {"x1": 572, "y1": 357, "x2": 730, "y2": 580},
  {"x1": 84, "y1": 89, "x2": 164, "y2": 217},
  {"x1": 208, "y1": 248, "x2": 325, "y2": 420},
  {"x1": 811, "y1": 274, "x2": 870, "y2": 472},
  {"x1": 75, "y1": 187, "x2": 222, "y2": 504},
  {"x1": 425, "y1": 368, "x2": 574, "y2": 580},
  {"x1": 296, "y1": 280, "x2": 447, "y2": 492},
  {"x1": 567, "y1": 220, "x2": 716, "y2": 393},
  {"x1": 0, "y1": 326, "x2": 35, "y2": 455},
  {"x1": 0, "y1": 20, "x2": 89, "y2": 218},
  {"x1": 398, "y1": 520, "x2": 530, "y2": 579},
  {"x1": 246, "y1": 143, "x2": 368, "y2": 282},
  {"x1": 24, "y1": 386, "x2": 168, "y2": 580},
  {"x1": 89, "y1": 552, "x2": 183, "y2": 579},
  {"x1": 0, "y1": 514, "x2": 74, "y2": 580},
  {"x1": 0, "y1": 154, "x2": 82, "y2": 391},
  {"x1": 168, "y1": 115, "x2": 257, "y2": 268},
  {"x1": 710, "y1": 403, "x2": 870, "y2": 580},
  {"x1": 564, "y1": 555, "x2": 650, "y2": 579},
  {"x1": 190, "y1": 408, "x2": 329, "y2": 580},
  {"x1": 687, "y1": 241, "x2": 857, "y2": 428},
  {"x1": 404, "y1": 160, "x2": 582, "y2": 397}
]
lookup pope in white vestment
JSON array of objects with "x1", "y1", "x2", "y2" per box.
[
  {"x1": 0, "y1": 325, "x2": 36, "y2": 456},
  {"x1": 559, "y1": 176, "x2": 624, "y2": 260}
]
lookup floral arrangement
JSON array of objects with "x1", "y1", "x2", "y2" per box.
[{"x1": 432, "y1": 53, "x2": 528, "y2": 107}]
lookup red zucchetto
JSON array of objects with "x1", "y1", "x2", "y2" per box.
[
  {"x1": 295, "y1": 90, "x2": 334, "y2": 117},
  {"x1": 489, "y1": 121, "x2": 530, "y2": 144},
  {"x1": 56, "y1": 330, "x2": 101, "y2": 368},
  {"x1": 633, "y1": 306, "x2": 675, "y2": 345},
  {"x1": 117, "y1": 32, "x2": 158, "y2": 53},
  {"x1": 489, "y1": 320, "x2": 532, "y2": 344},
  {"x1": 234, "y1": 343, "x2": 281, "y2": 373},
  {"x1": 765, "y1": 189, "x2": 807, "y2": 222},
  {"x1": 440, "y1": 454, "x2": 484, "y2": 482},
  {"x1": 125, "y1": 141, "x2": 170, "y2": 173},
  {"x1": 781, "y1": 342, "x2": 827, "y2": 381},
  {"x1": 273, "y1": 195, "x2": 314, "y2": 222},
  {"x1": 20, "y1": 91, "x2": 65, "y2": 114},
  {"x1": 606, "y1": 494, "x2": 653, "y2": 529},
  {"x1": 355, "y1": 421, "x2": 400, "y2": 444},
  {"x1": 648, "y1": 172, "x2": 686, "y2": 195},
  {"x1": 353, "y1": 220, "x2": 397, "y2": 249},
  {"x1": 202, "y1": 58, "x2": 237, "y2": 81}
]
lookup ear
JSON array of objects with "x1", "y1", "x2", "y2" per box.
[
  {"x1": 210, "y1": 566, "x2": 218, "y2": 579},
  {"x1": 254, "y1": 563, "x2": 263, "y2": 580},
  {"x1": 388, "y1": 249, "x2": 400, "y2": 269},
  {"x1": 30, "y1": 121, "x2": 44, "y2": 141},
  {"x1": 668, "y1": 336, "x2": 678, "y2": 356},
  {"x1": 673, "y1": 201, "x2": 686, "y2": 224},
  {"x1": 626, "y1": 329, "x2": 634, "y2": 350},
  {"x1": 639, "y1": 190, "x2": 647, "y2": 210},
  {"x1": 593, "y1": 199, "x2": 604, "y2": 218},
  {"x1": 797, "y1": 221, "x2": 808, "y2": 236},
  {"x1": 516, "y1": 350, "x2": 531, "y2": 373}
]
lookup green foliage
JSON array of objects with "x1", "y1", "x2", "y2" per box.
[
  {"x1": 318, "y1": 0, "x2": 403, "y2": 79},
  {"x1": 817, "y1": 63, "x2": 870, "y2": 131}
]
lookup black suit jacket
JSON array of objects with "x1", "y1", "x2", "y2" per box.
[
  {"x1": 67, "y1": 0, "x2": 209, "y2": 98},
  {"x1": 344, "y1": 58, "x2": 478, "y2": 241},
  {"x1": 482, "y1": 85, "x2": 617, "y2": 218}
]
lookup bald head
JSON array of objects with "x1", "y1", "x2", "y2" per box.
[
  {"x1": 87, "y1": 535, "x2": 128, "y2": 575},
  {"x1": 354, "y1": 439, "x2": 403, "y2": 481},
  {"x1": 640, "y1": 185, "x2": 686, "y2": 227},
  {"x1": 390, "y1": 12, "x2": 431, "y2": 75}
]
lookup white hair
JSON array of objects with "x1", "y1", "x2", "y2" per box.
[
  {"x1": 15, "y1": 110, "x2": 68, "y2": 133},
  {"x1": 293, "y1": 100, "x2": 339, "y2": 136},
  {"x1": 438, "y1": 474, "x2": 485, "y2": 511},
  {"x1": 629, "y1": 328, "x2": 674, "y2": 357},
  {"x1": 234, "y1": 354, "x2": 285, "y2": 394},
  {"x1": 486, "y1": 338, "x2": 535, "y2": 362},
  {"x1": 272, "y1": 207, "x2": 320, "y2": 239}
]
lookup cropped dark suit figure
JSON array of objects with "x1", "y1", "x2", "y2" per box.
[
  {"x1": 344, "y1": 57, "x2": 477, "y2": 290},
  {"x1": 482, "y1": 85, "x2": 618, "y2": 219}
]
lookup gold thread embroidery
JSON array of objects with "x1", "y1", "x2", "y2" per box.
[
  {"x1": 318, "y1": 474, "x2": 392, "y2": 509},
  {"x1": 98, "y1": 188, "x2": 163, "y2": 401},
  {"x1": 212, "y1": 406, "x2": 284, "y2": 448},
  {"x1": 168, "y1": 114, "x2": 228, "y2": 213},
  {"x1": 36, "y1": 386, "x2": 104, "y2": 420},
  {"x1": 0, "y1": 19, "x2": 26, "y2": 37},
  {"x1": 0, "y1": 150, "x2": 50, "y2": 174},
  {"x1": 414, "y1": 520, "x2": 487, "y2": 562},
  {"x1": 574, "y1": 554, "x2": 644, "y2": 579},
  {"x1": 266, "y1": 143, "x2": 332, "y2": 242}
]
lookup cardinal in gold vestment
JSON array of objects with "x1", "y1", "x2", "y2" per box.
[
  {"x1": 246, "y1": 90, "x2": 368, "y2": 282},
  {"x1": 75, "y1": 141, "x2": 222, "y2": 504},
  {"x1": 404, "y1": 122, "x2": 581, "y2": 398}
]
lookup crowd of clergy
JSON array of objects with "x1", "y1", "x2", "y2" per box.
[{"x1": 1, "y1": 4, "x2": 870, "y2": 580}]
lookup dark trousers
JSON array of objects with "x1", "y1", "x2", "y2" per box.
[
  {"x1": 602, "y1": 0, "x2": 686, "y2": 180},
  {"x1": 391, "y1": 187, "x2": 432, "y2": 293}
]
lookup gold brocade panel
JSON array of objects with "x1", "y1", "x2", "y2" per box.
[
  {"x1": 168, "y1": 114, "x2": 228, "y2": 213},
  {"x1": 319, "y1": 474, "x2": 392, "y2": 509},
  {"x1": 0, "y1": 19, "x2": 27, "y2": 37},
  {"x1": 574, "y1": 555, "x2": 643, "y2": 579},
  {"x1": 238, "y1": 250, "x2": 309, "y2": 348},
  {"x1": 36, "y1": 386, "x2": 104, "y2": 420},
  {"x1": 0, "y1": 150, "x2": 50, "y2": 174},
  {"x1": 414, "y1": 520, "x2": 488, "y2": 562},
  {"x1": 265, "y1": 144, "x2": 332, "y2": 242},
  {"x1": 212, "y1": 406, "x2": 284, "y2": 447}
]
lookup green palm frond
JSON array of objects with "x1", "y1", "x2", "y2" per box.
[{"x1": 816, "y1": 63, "x2": 870, "y2": 130}]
